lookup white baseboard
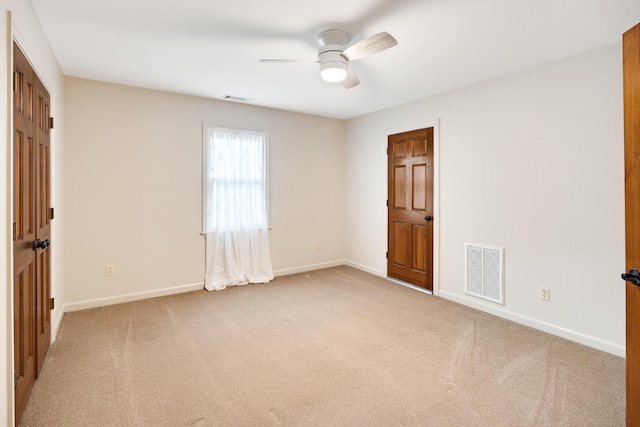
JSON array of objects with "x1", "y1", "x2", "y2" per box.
[
  {"x1": 52, "y1": 309, "x2": 65, "y2": 342},
  {"x1": 273, "y1": 260, "x2": 346, "y2": 277},
  {"x1": 64, "y1": 282, "x2": 205, "y2": 313},
  {"x1": 344, "y1": 260, "x2": 384, "y2": 277},
  {"x1": 439, "y1": 290, "x2": 625, "y2": 358}
]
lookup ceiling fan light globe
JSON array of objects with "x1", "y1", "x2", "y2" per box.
[
  {"x1": 321, "y1": 67, "x2": 347, "y2": 82},
  {"x1": 320, "y1": 62, "x2": 348, "y2": 82}
]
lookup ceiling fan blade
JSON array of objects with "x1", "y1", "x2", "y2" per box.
[
  {"x1": 341, "y1": 69, "x2": 360, "y2": 89},
  {"x1": 342, "y1": 32, "x2": 398, "y2": 61},
  {"x1": 259, "y1": 58, "x2": 319, "y2": 63}
]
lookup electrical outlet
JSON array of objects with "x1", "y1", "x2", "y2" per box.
[
  {"x1": 316, "y1": 243, "x2": 321, "y2": 251},
  {"x1": 540, "y1": 287, "x2": 550, "y2": 301},
  {"x1": 106, "y1": 264, "x2": 115, "y2": 276},
  {"x1": 349, "y1": 241, "x2": 353, "y2": 249}
]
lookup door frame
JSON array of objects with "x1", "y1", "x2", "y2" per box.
[
  {"x1": 6, "y1": 18, "x2": 18, "y2": 425},
  {"x1": 384, "y1": 118, "x2": 440, "y2": 295}
]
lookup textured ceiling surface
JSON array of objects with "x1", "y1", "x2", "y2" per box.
[{"x1": 30, "y1": 0, "x2": 640, "y2": 119}]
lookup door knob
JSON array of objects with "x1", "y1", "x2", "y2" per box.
[
  {"x1": 622, "y1": 269, "x2": 640, "y2": 287},
  {"x1": 425, "y1": 216, "x2": 433, "y2": 222},
  {"x1": 32, "y1": 239, "x2": 50, "y2": 251}
]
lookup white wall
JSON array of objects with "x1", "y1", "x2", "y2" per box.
[
  {"x1": 345, "y1": 44, "x2": 626, "y2": 356},
  {"x1": 0, "y1": 1, "x2": 65, "y2": 425},
  {"x1": 63, "y1": 77, "x2": 345, "y2": 307}
]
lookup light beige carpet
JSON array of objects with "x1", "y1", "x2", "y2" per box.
[{"x1": 20, "y1": 266, "x2": 625, "y2": 426}]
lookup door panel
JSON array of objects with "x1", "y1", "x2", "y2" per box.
[
  {"x1": 394, "y1": 166, "x2": 406, "y2": 207},
  {"x1": 392, "y1": 222, "x2": 408, "y2": 267},
  {"x1": 412, "y1": 224, "x2": 427, "y2": 272},
  {"x1": 13, "y1": 43, "x2": 38, "y2": 425},
  {"x1": 412, "y1": 165, "x2": 426, "y2": 210},
  {"x1": 13, "y1": 42, "x2": 52, "y2": 426},
  {"x1": 624, "y1": 23, "x2": 640, "y2": 426},
  {"x1": 13, "y1": 266, "x2": 35, "y2": 424},
  {"x1": 388, "y1": 128, "x2": 434, "y2": 290}
]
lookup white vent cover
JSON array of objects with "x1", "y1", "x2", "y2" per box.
[
  {"x1": 223, "y1": 94, "x2": 256, "y2": 102},
  {"x1": 465, "y1": 243, "x2": 504, "y2": 305}
]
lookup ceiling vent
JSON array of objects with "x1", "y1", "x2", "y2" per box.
[{"x1": 222, "y1": 94, "x2": 255, "y2": 102}]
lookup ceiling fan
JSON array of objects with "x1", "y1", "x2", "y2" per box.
[{"x1": 259, "y1": 29, "x2": 398, "y2": 89}]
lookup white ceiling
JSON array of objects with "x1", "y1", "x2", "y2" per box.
[{"x1": 30, "y1": 0, "x2": 640, "y2": 120}]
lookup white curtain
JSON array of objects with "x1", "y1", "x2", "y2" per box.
[{"x1": 204, "y1": 127, "x2": 274, "y2": 291}]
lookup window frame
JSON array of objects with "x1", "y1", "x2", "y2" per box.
[{"x1": 202, "y1": 124, "x2": 270, "y2": 233}]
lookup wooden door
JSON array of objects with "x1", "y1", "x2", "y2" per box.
[
  {"x1": 624, "y1": 23, "x2": 640, "y2": 426},
  {"x1": 387, "y1": 128, "x2": 434, "y2": 290},
  {"x1": 13, "y1": 42, "x2": 38, "y2": 425},
  {"x1": 13, "y1": 42, "x2": 52, "y2": 426}
]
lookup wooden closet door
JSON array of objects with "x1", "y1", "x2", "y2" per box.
[
  {"x1": 13, "y1": 42, "x2": 53, "y2": 426},
  {"x1": 13, "y1": 42, "x2": 38, "y2": 425},
  {"x1": 623, "y1": 23, "x2": 640, "y2": 425}
]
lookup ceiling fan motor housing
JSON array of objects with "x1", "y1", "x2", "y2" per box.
[
  {"x1": 318, "y1": 45, "x2": 348, "y2": 65},
  {"x1": 318, "y1": 46, "x2": 348, "y2": 82},
  {"x1": 317, "y1": 30, "x2": 351, "y2": 82}
]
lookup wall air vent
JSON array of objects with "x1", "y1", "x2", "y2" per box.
[
  {"x1": 465, "y1": 243, "x2": 504, "y2": 305},
  {"x1": 222, "y1": 94, "x2": 255, "y2": 102}
]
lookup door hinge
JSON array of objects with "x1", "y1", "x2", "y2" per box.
[
  {"x1": 48, "y1": 117, "x2": 54, "y2": 129},
  {"x1": 386, "y1": 251, "x2": 388, "y2": 259},
  {"x1": 49, "y1": 298, "x2": 55, "y2": 310},
  {"x1": 12, "y1": 72, "x2": 17, "y2": 91},
  {"x1": 386, "y1": 200, "x2": 388, "y2": 207},
  {"x1": 14, "y1": 370, "x2": 18, "y2": 389},
  {"x1": 49, "y1": 207, "x2": 54, "y2": 220},
  {"x1": 386, "y1": 147, "x2": 389, "y2": 155},
  {"x1": 12, "y1": 222, "x2": 17, "y2": 241}
]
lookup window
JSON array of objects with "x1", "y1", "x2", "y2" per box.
[
  {"x1": 202, "y1": 125, "x2": 273, "y2": 291},
  {"x1": 203, "y1": 126, "x2": 269, "y2": 233}
]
